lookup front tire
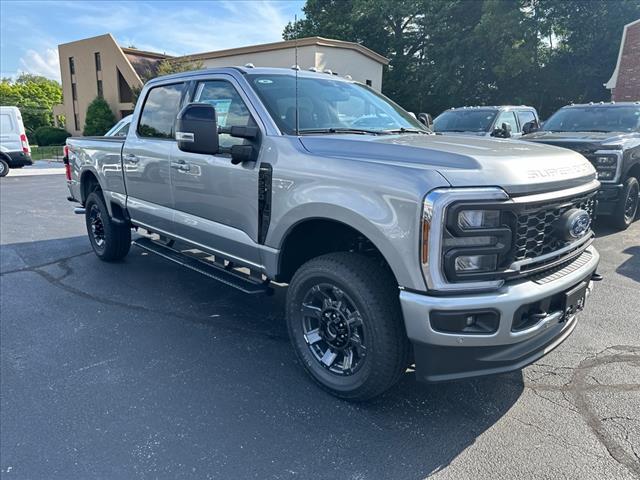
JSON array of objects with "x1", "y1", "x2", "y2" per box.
[
  {"x1": 286, "y1": 253, "x2": 410, "y2": 401},
  {"x1": 0, "y1": 159, "x2": 8, "y2": 177},
  {"x1": 85, "y1": 191, "x2": 131, "y2": 261},
  {"x1": 609, "y1": 176, "x2": 639, "y2": 230}
]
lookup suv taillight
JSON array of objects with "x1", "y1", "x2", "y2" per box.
[{"x1": 20, "y1": 133, "x2": 30, "y2": 154}]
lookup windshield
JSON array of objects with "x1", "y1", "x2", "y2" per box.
[
  {"x1": 247, "y1": 74, "x2": 426, "y2": 135},
  {"x1": 433, "y1": 110, "x2": 497, "y2": 133},
  {"x1": 542, "y1": 106, "x2": 640, "y2": 133}
]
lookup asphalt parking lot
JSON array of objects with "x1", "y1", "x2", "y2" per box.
[{"x1": 1, "y1": 174, "x2": 639, "y2": 480}]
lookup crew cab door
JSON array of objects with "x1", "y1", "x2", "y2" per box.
[
  {"x1": 122, "y1": 82, "x2": 186, "y2": 233},
  {"x1": 169, "y1": 76, "x2": 262, "y2": 266}
]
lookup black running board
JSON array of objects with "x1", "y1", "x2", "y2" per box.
[{"x1": 133, "y1": 237, "x2": 272, "y2": 295}]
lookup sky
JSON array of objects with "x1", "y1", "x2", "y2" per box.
[{"x1": 0, "y1": 0, "x2": 305, "y2": 81}]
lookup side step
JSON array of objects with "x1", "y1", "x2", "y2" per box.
[{"x1": 132, "y1": 237, "x2": 272, "y2": 295}]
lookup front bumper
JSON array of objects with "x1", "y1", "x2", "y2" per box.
[
  {"x1": 6, "y1": 151, "x2": 33, "y2": 167},
  {"x1": 400, "y1": 246, "x2": 599, "y2": 382},
  {"x1": 595, "y1": 184, "x2": 623, "y2": 216}
]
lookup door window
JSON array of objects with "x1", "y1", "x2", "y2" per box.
[
  {"x1": 517, "y1": 110, "x2": 536, "y2": 126},
  {"x1": 138, "y1": 83, "x2": 184, "y2": 139},
  {"x1": 495, "y1": 111, "x2": 519, "y2": 133},
  {"x1": 194, "y1": 80, "x2": 255, "y2": 148}
]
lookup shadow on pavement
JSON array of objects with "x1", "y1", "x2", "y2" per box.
[
  {"x1": 617, "y1": 245, "x2": 640, "y2": 283},
  {"x1": 1, "y1": 236, "x2": 524, "y2": 479}
]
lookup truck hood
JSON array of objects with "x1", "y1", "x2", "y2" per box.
[
  {"x1": 522, "y1": 130, "x2": 640, "y2": 154},
  {"x1": 299, "y1": 134, "x2": 596, "y2": 195}
]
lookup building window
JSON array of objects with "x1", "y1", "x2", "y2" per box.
[
  {"x1": 94, "y1": 52, "x2": 101, "y2": 71},
  {"x1": 365, "y1": 79, "x2": 372, "y2": 87},
  {"x1": 69, "y1": 57, "x2": 75, "y2": 75},
  {"x1": 71, "y1": 83, "x2": 77, "y2": 101},
  {"x1": 117, "y1": 68, "x2": 134, "y2": 103},
  {"x1": 97, "y1": 79, "x2": 103, "y2": 97},
  {"x1": 74, "y1": 113, "x2": 79, "y2": 131}
]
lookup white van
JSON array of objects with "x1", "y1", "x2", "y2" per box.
[{"x1": 0, "y1": 106, "x2": 32, "y2": 177}]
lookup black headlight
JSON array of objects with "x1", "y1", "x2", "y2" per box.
[
  {"x1": 591, "y1": 152, "x2": 620, "y2": 182},
  {"x1": 442, "y1": 203, "x2": 512, "y2": 282}
]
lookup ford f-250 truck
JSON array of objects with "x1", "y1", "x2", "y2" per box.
[
  {"x1": 64, "y1": 67, "x2": 601, "y2": 400},
  {"x1": 523, "y1": 102, "x2": 640, "y2": 230}
]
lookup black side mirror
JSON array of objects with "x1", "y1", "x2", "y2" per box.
[
  {"x1": 176, "y1": 103, "x2": 259, "y2": 164},
  {"x1": 176, "y1": 103, "x2": 219, "y2": 155},
  {"x1": 522, "y1": 120, "x2": 540, "y2": 135},
  {"x1": 418, "y1": 113, "x2": 433, "y2": 128},
  {"x1": 502, "y1": 122, "x2": 512, "y2": 138}
]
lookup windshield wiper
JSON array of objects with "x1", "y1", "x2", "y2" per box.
[
  {"x1": 383, "y1": 127, "x2": 429, "y2": 134},
  {"x1": 298, "y1": 128, "x2": 382, "y2": 135}
]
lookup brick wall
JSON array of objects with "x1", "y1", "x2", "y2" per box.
[{"x1": 612, "y1": 22, "x2": 640, "y2": 101}]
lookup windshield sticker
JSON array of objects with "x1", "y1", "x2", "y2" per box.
[{"x1": 201, "y1": 99, "x2": 231, "y2": 126}]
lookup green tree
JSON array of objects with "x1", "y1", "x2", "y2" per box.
[
  {"x1": 0, "y1": 74, "x2": 63, "y2": 133},
  {"x1": 83, "y1": 97, "x2": 116, "y2": 136},
  {"x1": 284, "y1": 0, "x2": 640, "y2": 117}
]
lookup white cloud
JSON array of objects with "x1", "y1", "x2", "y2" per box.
[{"x1": 19, "y1": 48, "x2": 60, "y2": 81}]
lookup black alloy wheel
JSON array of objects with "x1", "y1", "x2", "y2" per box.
[{"x1": 301, "y1": 283, "x2": 367, "y2": 376}]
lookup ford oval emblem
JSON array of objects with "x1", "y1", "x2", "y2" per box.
[{"x1": 559, "y1": 208, "x2": 591, "y2": 241}]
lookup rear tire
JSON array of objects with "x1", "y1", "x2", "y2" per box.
[
  {"x1": 0, "y1": 159, "x2": 8, "y2": 177},
  {"x1": 609, "y1": 176, "x2": 639, "y2": 230},
  {"x1": 85, "y1": 191, "x2": 131, "y2": 261},
  {"x1": 286, "y1": 252, "x2": 410, "y2": 401}
]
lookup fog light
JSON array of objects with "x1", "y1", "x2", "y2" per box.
[
  {"x1": 455, "y1": 254, "x2": 497, "y2": 272},
  {"x1": 430, "y1": 310, "x2": 499, "y2": 334}
]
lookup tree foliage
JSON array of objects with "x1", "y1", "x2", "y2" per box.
[
  {"x1": 284, "y1": 0, "x2": 640, "y2": 117},
  {"x1": 0, "y1": 74, "x2": 63, "y2": 133},
  {"x1": 83, "y1": 97, "x2": 116, "y2": 136},
  {"x1": 34, "y1": 126, "x2": 71, "y2": 146},
  {"x1": 131, "y1": 58, "x2": 205, "y2": 104}
]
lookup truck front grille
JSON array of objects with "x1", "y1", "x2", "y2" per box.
[{"x1": 512, "y1": 193, "x2": 596, "y2": 263}]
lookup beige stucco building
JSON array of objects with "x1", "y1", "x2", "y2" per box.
[{"x1": 54, "y1": 34, "x2": 388, "y2": 135}]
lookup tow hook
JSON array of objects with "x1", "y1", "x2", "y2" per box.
[
  {"x1": 74, "y1": 207, "x2": 86, "y2": 215},
  {"x1": 591, "y1": 272, "x2": 603, "y2": 282}
]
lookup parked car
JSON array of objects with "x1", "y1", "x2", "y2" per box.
[
  {"x1": 432, "y1": 105, "x2": 540, "y2": 139},
  {"x1": 64, "y1": 67, "x2": 600, "y2": 400},
  {"x1": 523, "y1": 102, "x2": 640, "y2": 230},
  {"x1": 105, "y1": 114, "x2": 132, "y2": 137},
  {"x1": 0, "y1": 106, "x2": 33, "y2": 177}
]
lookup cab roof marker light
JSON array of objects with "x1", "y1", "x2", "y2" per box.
[{"x1": 244, "y1": 63, "x2": 255, "y2": 68}]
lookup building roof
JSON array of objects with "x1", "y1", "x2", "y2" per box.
[
  {"x1": 122, "y1": 48, "x2": 172, "y2": 80},
  {"x1": 605, "y1": 18, "x2": 640, "y2": 89},
  {"x1": 178, "y1": 36, "x2": 389, "y2": 66}
]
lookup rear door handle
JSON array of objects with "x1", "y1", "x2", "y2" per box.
[
  {"x1": 124, "y1": 154, "x2": 139, "y2": 164},
  {"x1": 171, "y1": 160, "x2": 190, "y2": 172}
]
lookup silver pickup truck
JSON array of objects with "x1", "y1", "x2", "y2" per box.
[{"x1": 64, "y1": 67, "x2": 601, "y2": 400}]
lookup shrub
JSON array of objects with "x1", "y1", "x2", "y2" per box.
[
  {"x1": 83, "y1": 97, "x2": 116, "y2": 136},
  {"x1": 34, "y1": 126, "x2": 71, "y2": 146}
]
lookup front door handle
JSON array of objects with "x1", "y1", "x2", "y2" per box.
[
  {"x1": 171, "y1": 160, "x2": 190, "y2": 172},
  {"x1": 124, "y1": 154, "x2": 139, "y2": 164}
]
